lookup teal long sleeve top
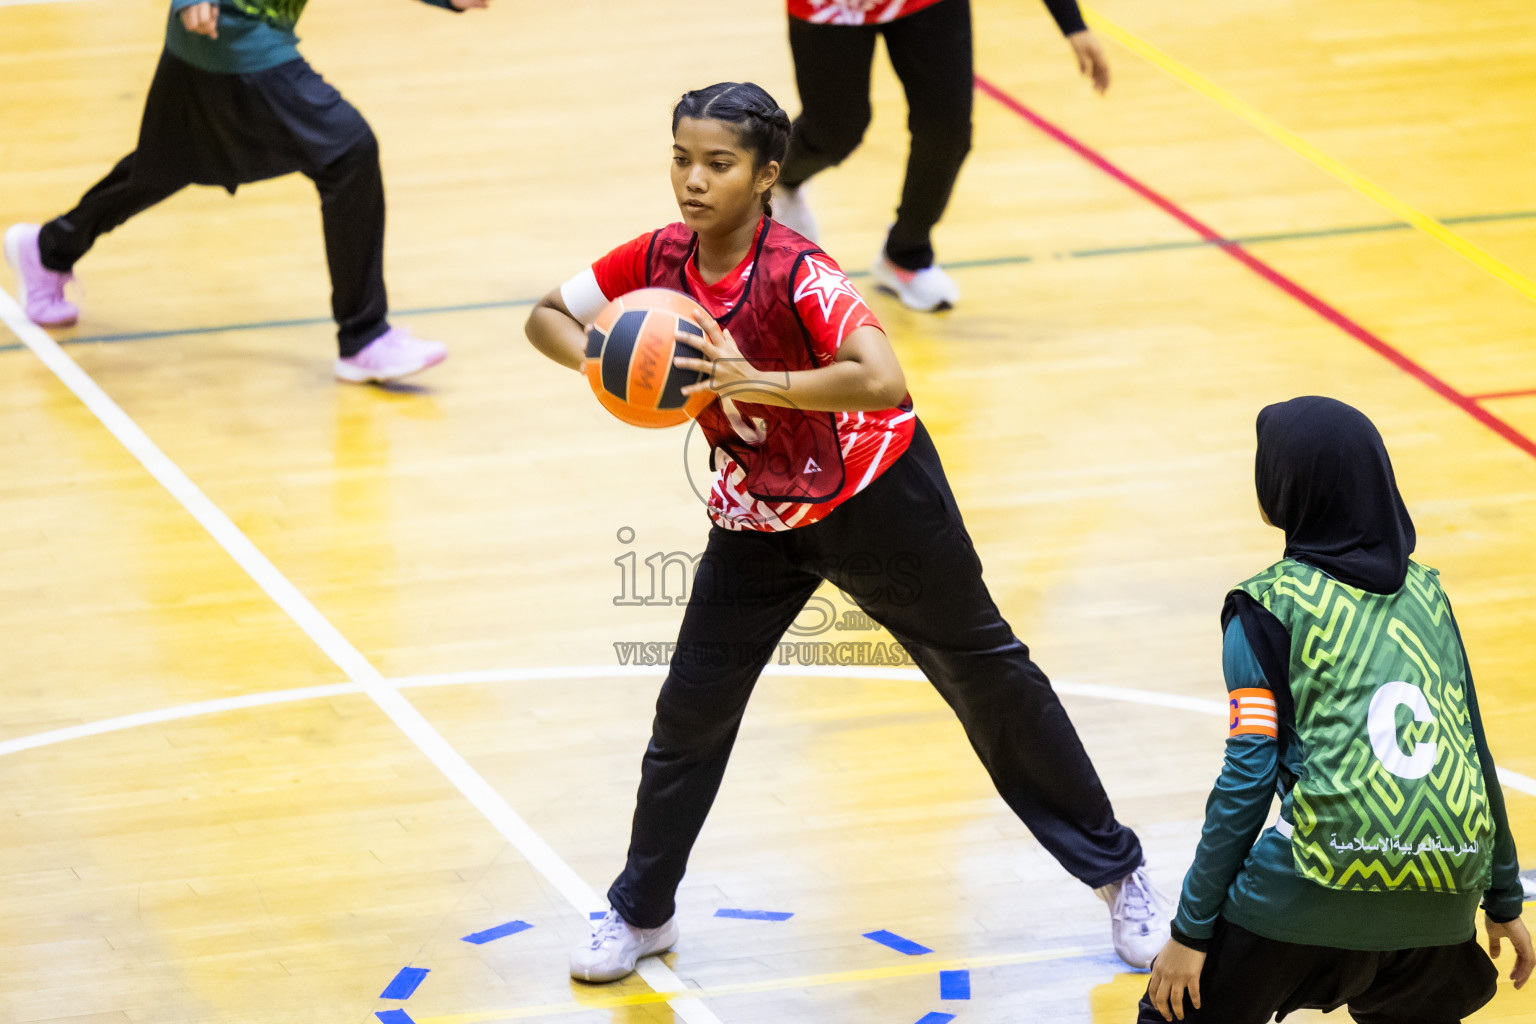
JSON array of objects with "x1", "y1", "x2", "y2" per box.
[
  {"x1": 1171, "y1": 617, "x2": 1525, "y2": 951},
  {"x1": 165, "y1": 0, "x2": 460, "y2": 75}
]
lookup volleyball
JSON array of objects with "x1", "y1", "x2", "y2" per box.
[{"x1": 583, "y1": 288, "x2": 716, "y2": 428}]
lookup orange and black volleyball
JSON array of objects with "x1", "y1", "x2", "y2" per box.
[{"x1": 584, "y1": 288, "x2": 716, "y2": 428}]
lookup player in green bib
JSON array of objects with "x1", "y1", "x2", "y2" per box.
[
  {"x1": 1142, "y1": 397, "x2": 1531, "y2": 1023},
  {"x1": 5, "y1": 0, "x2": 492, "y2": 383}
]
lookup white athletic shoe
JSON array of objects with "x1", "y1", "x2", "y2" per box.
[
  {"x1": 1095, "y1": 864, "x2": 1171, "y2": 969},
  {"x1": 570, "y1": 909, "x2": 680, "y2": 983},
  {"x1": 772, "y1": 184, "x2": 819, "y2": 242},
  {"x1": 870, "y1": 249, "x2": 960, "y2": 312}
]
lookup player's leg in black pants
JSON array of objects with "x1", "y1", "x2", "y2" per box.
[
  {"x1": 801, "y1": 421, "x2": 1144, "y2": 886},
  {"x1": 251, "y1": 58, "x2": 392, "y2": 358},
  {"x1": 36, "y1": 53, "x2": 206, "y2": 273},
  {"x1": 607, "y1": 528, "x2": 824, "y2": 929},
  {"x1": 780, "y1": 18, "x2": 880, "y2": 191},
  {"x1": 37, "y1": 152, "x2": 189, "y2": 273},
  {"x1": 879, "y1": 0, "x2": 975, "y2": 271},
  {"x1": 304, "y1": 127, "x2": 390, "y2": 356}
]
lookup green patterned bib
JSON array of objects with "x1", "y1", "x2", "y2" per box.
[
  {"x1": 224, "y1": 0, "x2": 308, "y2": 30},
  {"x1": 1236, "y1": 559, "x2": 1493, "y2": 893}
]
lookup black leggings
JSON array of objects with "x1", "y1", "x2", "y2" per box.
[
  {"x1": 39, "y1": 53, "x2": 389, "y2": 356},
  {"x1": 608, "y1": 421, "x2": 1143, "y2": 928},
  {"x1": 781, "y1": 0, "x2": 974, "y2": 271},
  {"x1": 1137, "y1": 919, "x2": 1499, "y2": 1024}
]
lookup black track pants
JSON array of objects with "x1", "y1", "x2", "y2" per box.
[
  {"x1": 608, "y1": 420, "x2": 1143, "y2": 928},
  {"x1": 780, "y1": 0, "x2": 974, "y2": 271}
]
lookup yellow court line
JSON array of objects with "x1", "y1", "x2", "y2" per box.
[
  {"x1": 1082, "y1": 6, "x2": 1536, "y2": 306},
  {"x1": 416, "y1": 944, "x2": 1096, "y2": 1023}
]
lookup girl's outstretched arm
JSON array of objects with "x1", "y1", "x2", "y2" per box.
[{"x1": 525, "y1": 289, "x2": 586, "y2": 372}]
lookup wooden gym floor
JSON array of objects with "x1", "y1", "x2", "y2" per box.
[{"x1": 1, "y1": 0, "x2": 1533, "y2": 1021}]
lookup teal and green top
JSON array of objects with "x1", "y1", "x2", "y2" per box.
[
  {"x1": 1173, "y1": 559, "x2": 1525, "y2": 951},
  {"x1": 165, "y1": 0, "x2": 460, "y2": 75}
]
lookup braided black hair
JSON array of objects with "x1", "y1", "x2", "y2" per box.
[{"x1": 672, "y1": 82, "x2": 792, "y2": 216}]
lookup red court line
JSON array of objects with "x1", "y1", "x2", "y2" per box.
[
  {"x1": 1470, "y1": 387, "x2": 1536, "y2": 402},
  {"x1": 973, "y1": 75, "x2": 1536, "y2": 462}
]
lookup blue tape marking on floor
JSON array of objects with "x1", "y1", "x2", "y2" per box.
[
  {"x1": 863, "y1": 929, "x2": 932, "y2": 955},
  {"x1": 462, "y1": 920, "x2": 533, "y2": 944},
  {"x1": 590, "y1": 910, "x2": 607, "y2": 920},
  {"x1": 376, "y1": 1011, "x2": 416, "y2": 1024},
  {"x1": 380, "y1": 966, "x2": 429, "y2": 1000},
  {"x1": 940, "y1": 969, "x2": 971, "y2": 999},
  {"x1": 714, "y1": 908, "x2": 794, "y2": 921},
  {"x1": 914, "y1": 1013, "x2": 957, "y2": 1024}
]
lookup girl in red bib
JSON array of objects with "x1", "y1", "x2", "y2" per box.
[
  {"x1": 773, "y1": 0, "x2": 1111, "y2": 311},
  {"x1": 526, "y1": 81, "x2": 1164, "y2": 984}
]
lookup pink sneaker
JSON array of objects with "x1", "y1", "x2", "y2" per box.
[
  {"x1": 5, "y1": 223, "x2": 78, "y2": 327},
  {"x1": 334, "y1": 326, "x2": 447, "y2": 383}
]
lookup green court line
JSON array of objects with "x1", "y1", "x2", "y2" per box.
[
  {"x1": 3, "y1": 209, "x2": 1534, "y2": 354},
  {"x1": 1056, "y1": 209, "x2": 1536, "y2": 261}
]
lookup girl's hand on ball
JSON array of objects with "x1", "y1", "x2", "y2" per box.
[{"x1": 674, "y1": 312, "x2": 755, "y2": 396}]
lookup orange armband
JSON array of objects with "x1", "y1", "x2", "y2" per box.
[{"x1": 1228, "y1": 688, "x2": 1279, "y2": 738}]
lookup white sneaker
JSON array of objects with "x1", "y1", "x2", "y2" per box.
[
  {"x1": 570, "y1": 909, "x2": 680, "y2": 983},
  {"x1": 772, "y1": 184, "x2": 818, "y2": 242},
  {"x1": 870, "y1": 249, "x2": 960, "y2": 311},
  {"x1": 1095, "y1": 864, "x2": 1171, "y2": 969}
]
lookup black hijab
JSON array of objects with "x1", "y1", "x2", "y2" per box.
[{"x1": 1254, "y1": 396, "x2": 1416, "y2": 594}]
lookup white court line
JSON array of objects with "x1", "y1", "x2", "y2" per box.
[
  {"x1": 1501, "y1": 767, "x2": 1536, "y2": 799},
  {"x1": 0, "y1": 666, "x2": 1220, "y2": 758},
  {"x1": 0, "y1": 287, "x2": 723, "y2": 1024},
  {"x1": 0, "y1": 682, "x2": 364, "y2": 757},
  {"x1": 0, "y1": 665, "x2": 1224, "y2": 758},
  {"x1": 6, "y1": 661, "x2": 1536, "y2": 802},
  {"x1": 394, "y1": 663, "x2": 1232, "y2": 717}
]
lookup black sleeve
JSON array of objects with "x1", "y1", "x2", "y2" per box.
[
  {"x1": 1223, "y1": 591, "x2": 1298, "y2": 790},
  {"x1": 1040, "y1": 0, "x2": 1087, "y2": 36},
  {"x1": 1170, "y1": 923, "x2": 1211, "y2": 952},
  {"x1": 1221, "y1": 592, "x2": 1288, "y2": 689}
]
